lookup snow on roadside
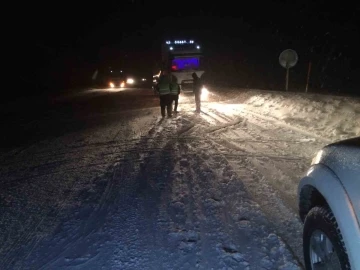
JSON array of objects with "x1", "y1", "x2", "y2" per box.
[{"x1": 209, "y1": 88, "x2": 360, "y2": 142}]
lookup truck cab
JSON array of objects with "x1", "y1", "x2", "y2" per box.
[{"x1": 161, "y1": 40, "x2": 204, "y2": 90}]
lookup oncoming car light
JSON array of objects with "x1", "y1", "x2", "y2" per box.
[
  {"x1": 120, "y1": 81, "x2": 125, "y2": 88},
  {"x1": 109, "y1": 82, "x2": 115, "y2": 88},
  {"x1": 126, "y1": 78, "x2": 134, "y2": 84}
]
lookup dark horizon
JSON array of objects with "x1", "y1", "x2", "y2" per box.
[{"x1": 13, "y1": 1, "x2": 360, "y2": 96}]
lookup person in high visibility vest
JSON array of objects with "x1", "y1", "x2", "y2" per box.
[
  {"x1": 169, "y1": 75, "x2": 181, "y2": 113},
  {"x1": 156, "y1": 70, "x2": 173, "y2": 117}
]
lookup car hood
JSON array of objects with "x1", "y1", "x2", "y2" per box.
[{"x1": 313, "y1": 137, "x2": 360, "y2": 225}]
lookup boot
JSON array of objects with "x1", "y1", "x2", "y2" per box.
[
  {"x1": 167, "y1": 103, "x2": 172, "y2": 117},
  {"x1": 196, "y1": 104, "x2": 201, "y2": 113},
  {"x1": 167, "y1": 106, "x2": 172, "y2": 117}
]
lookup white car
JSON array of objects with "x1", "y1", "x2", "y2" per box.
[{"x1": 298, "y1": 137, "x2": 360, "y2": 270}]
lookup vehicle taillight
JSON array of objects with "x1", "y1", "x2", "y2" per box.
[{"x1": 171, "y1": 65, "x2": 177, "y2": 71}]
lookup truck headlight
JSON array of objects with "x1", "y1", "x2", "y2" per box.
[{"x1": 126, "y1": 78, "x2": 134, "y2": 84}]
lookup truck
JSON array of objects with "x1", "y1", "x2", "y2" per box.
[{"x1": 160, "y1": 39, "x2": 204, "y2": 90}]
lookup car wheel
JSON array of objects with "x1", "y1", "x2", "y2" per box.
[{"x1": 303, "y1": 206, "x2": 350, "y2": 270}]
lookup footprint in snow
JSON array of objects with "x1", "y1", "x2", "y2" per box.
[
  {"x1": 156, "y1": 182, "x2": 166, "y2": 190},
  {"x1": 238, "y1": 218, "x2": 251, "y2": 228},
  {"x1": 222, "y1": 243, "x2": 238, "y2": 254}
]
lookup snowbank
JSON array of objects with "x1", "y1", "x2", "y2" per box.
[{"x1": 211, "y1": 88, "x2": 360, "y2": 142}]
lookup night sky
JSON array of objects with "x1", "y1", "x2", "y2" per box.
[{"x1": 16, "y1": 0, "x2": 360, "y2": 95}]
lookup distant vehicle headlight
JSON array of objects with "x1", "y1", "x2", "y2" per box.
[
  {"x1": 127, "y1": 78, "x2": 134, "y2": 84},
  {"x1": 201, "y1": 87, "x2": 209, "y2": 99},
  {"x1": 109, "y1": 82, "x2": 115, "y2": 88},
  {"x1": 120, "y1": 81, "x2": 125, "y2": 88},
  {"x1": 142, "y1": 78, "x2": 147, "y2": 81}
]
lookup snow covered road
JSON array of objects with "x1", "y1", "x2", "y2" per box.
[{"x1": 2, "y1": 86, "x2": 351, "y2": 269}]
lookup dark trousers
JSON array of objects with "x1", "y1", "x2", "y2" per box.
[
  {"x1": 160, "y1": 94, "x2": 172, "y2": 117},
  {"x1": 172, "y1": 94, "x2": 179, "y2": 112},
  {"x1": 195, "y1": 91, "x2": 201, "y2": 112}
]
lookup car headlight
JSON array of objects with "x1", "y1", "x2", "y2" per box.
[
  {"x1": 126, "y1": 78, "x2": 134, "y2": 84},
  {"x1": 201, "y1": 87, "x2": 209, "y2": 99},
  {"x1": 120, "y1": 81, "x2": 125, "y2": 88},
  {"x1": 109, "y1": 82, "x2": 115, "y2": 88}
]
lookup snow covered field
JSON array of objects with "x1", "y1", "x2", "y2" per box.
[{"x1": 1, "y1": 87, "x2": 359, "y2": 269}]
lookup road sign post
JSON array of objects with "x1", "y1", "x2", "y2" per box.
[
  {"x1": 279, "y1": 49, "x2": 298, "y2": 91},
  {"x1": 305, "y1": 61, "x2": 311, "y2": 93},
  {"x1": 286, "y1": 66, "x2": 289, "y2": 91}
]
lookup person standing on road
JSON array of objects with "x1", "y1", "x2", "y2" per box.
[
  {"x1": 169, "y1": 74, "x2": 181, "y2": 113},
  {"x1": 156, "y1": 70, "x2": 172, "y2": 118},
  {"x1": 192, "y1": 72, "x2": 202, "y2": 113}
]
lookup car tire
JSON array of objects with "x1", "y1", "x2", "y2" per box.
[{"x1": 303, "y1": 206, "x2": 350, "y2": 270}]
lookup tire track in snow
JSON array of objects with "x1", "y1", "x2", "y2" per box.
[
  {"x1": 0, "y1": 114, "x2": 159, "y2": 269},
  {"x1": 242, "y1": 108, "x2": 331, "y2": 143},
  {"x1": 228, "y1": 154, "x2": 305, "y2": 267},
  {"x1": 84, "y1": 110, "x2": 301, "y2": 268},
  {"x1": 198, "y1": 106, "x2": 325, "y2": 267},
  {"x1": 203, "y1": 118, "x2": 244, "y2": 134},
  {"x1": 25, "y1": 116, "x2": 183, "y2": 269},
  {"x1": 194, "y1": 135, "x2": 305, "y2": 268},
  {"x1": 1, "y1": 101, "x2": 313, "y2": 269},
  {"x1": 184, "y1": 139, "x2": 302, "y2": 269},
  {"x1": 176, "y1": 106, "x2": 310, "y2": 267},
  {"x1": 31, "y1": 118, "x2": 169, "y2": 268},
  {"x1": 204, "y1": 108, "x2": 234, "y2": 123}
]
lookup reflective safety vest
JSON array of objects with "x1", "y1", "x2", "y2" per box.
[
  {"x1": 170, "y1": 82, "x2": 180, "y2": 95},
  {"x1": 157, "y1": 76, "x2": 171, "y2": 95}
]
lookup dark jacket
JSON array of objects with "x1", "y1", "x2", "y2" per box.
[
  {"x1": 193, "y1": 76, "x2": 202, "y2": 93},
  {"x1": 156, "y1": 75, "x2": 171, "y2": 95}
]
